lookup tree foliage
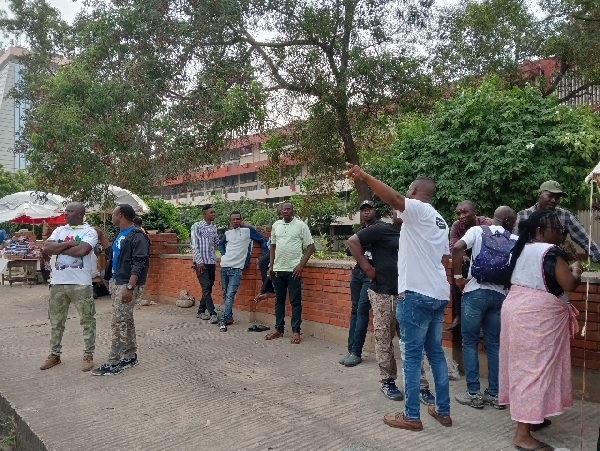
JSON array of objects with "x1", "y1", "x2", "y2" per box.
[
  {"x1": 0, "y1": 165, "x2": 35, "y2": 199},
  {"x1": 1, "y1": 0, "x2": 436, "y2": 203},
  {"x1": 138, "y1": 197, "x2": 188, "y2": 240},
  {"x1": 430, "y1": 0, "x2": 600, "y2": 102},
  {"x1": 367, "y1": 77, "x2": 600, "y2": 221},
  {"x1": 178, "y1": 196, "x2": 268, "y2": 230},
  {"x1": 290, "y1": 192, "x2": 347, "y2": 231}
]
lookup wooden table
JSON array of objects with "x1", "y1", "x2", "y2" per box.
[{"x1": 0, "y1": 258, "x2": 40, "y2": 286}]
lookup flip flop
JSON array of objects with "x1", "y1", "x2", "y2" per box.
[{"x1": 514, "y1": 442, "x2": 553, "y2": 451}]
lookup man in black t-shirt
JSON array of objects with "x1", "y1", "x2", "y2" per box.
[
  {"x1": 348, "y1": 215, "x2": 404, "y2": 401},
  {"x1": 340, "y1": 200, "x2": 380, "y2": 368}
]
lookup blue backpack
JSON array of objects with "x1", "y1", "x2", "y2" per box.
[{"x1": 470, "y1": 226, "x2": 517, "y2": 285}]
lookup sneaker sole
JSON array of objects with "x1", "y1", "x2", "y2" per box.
[
  {"x1": 455, "y1": 398, "x2": 484, "y2": 409},
  {"x1": 119, "y1": 361, "x2": 138, "y2": 371},
  {"x1": 484, "y1": 401, "x2": 505, "y2": 410},
  {"x1": 91, "y1": 370, "x2": 122, "y2": 376},
  {"x1": 419, "y1": 398, "x2": 435, "y2": 406}
]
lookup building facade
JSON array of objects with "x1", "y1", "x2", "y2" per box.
[{"x1": 0, "y1": 47, "x2": 29, "y2": 173}]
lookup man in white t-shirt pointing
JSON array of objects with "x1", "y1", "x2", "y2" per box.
[
  {"x1": 40, "y1": 202, "x2": 98, "y2": 372},
  {"x1": 452, "y1": 206, "x2": 517, "y2": 410},
  {"x1": 344, "y1": 164, "x2": 452, "y2": 432}
]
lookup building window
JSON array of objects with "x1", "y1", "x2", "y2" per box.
[
  {"x1": 240, "y1": 172, "x2": 257, "y2": 184},
  {"x1": 14, "y1": 64, "x2": 28, "y2": 170},
  {"x1": 239, "y1": 145, "x2": 253, "y2": 157}
]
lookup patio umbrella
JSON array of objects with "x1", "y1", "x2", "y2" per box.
[
  {"x1": 0, "y1": 191, "x2": 66, "y2": 213},
  {"x1": 85, "y1": 185, "x2": 149, "y2": 214},
  {"x1": 0, "y1": 202, "x2": 65, "y2": 224}
]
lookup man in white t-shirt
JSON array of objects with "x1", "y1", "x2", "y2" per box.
[
  {"x1": 452, "y1": 206, "x2": 517, "y2": 410},
  {"x1": 40, "y1": 203, "x2": 99, "y2": 372},
  {"x1": 344, "y1": 164, "x2": 452, "y2": 432}
]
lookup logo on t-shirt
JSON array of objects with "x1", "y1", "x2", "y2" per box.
[
  {"x1": 56, "y1": 235, "x2": 84, "y2": 270},
  {"x1": 435, "y1": 217, "x2": 446, "y2": 229}
]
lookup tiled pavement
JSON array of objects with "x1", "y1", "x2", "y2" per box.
[{"x1": 0, "y1": 284, "x2": 598, "y2": 451}]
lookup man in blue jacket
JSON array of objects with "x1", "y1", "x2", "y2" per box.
[
  {"x1": 218, "y1": 211, "x2": 268, "y2": 331},
  {"x1": 91, "y1": 204, "x2": 151, "y2": 375}
]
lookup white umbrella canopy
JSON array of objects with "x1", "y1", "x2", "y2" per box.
[
  {"x1": 85, "y1": 185, "x2": 149, "y2": 214},
  {"x1": 0, "y1": 202, "x2": 64, "y2": 223},
  {"x1": 0, "y1": 191, "x2": 67, "y2": 212}
]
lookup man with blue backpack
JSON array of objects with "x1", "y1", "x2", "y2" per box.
[{"x1": 452, "y1": 206, "x2": 518, "y2": 409}]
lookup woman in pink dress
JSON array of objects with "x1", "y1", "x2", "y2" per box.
[{"x1": 500, "y1": 210, "x2": 583, "y2": 451}]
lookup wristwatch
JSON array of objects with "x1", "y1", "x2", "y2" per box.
[
  {"x1": 453, "y1": 275, "x2": 463, "y2": 280},
  {"x1": 126, "y1": 284, "x2": 134, "y2": 290}
]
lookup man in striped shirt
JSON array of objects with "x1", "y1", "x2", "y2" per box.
[
  {"x1": 516, "y1": 180, "x2": 600, "y2": 262},
  {"x1": 191, "y1": 204, "x2": 220, "y2": 324}
]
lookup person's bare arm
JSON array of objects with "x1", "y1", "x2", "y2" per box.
[
  {"x1": 60, "y1": 242, "x2": 93, "y2": 257},
  {"x1": 44, "y1": 240, "x2": 77, "y2": 255},
  {"x1": 267, "y1": 243, "x2": 276, "y2": 279},
  {"x1": 554, "y1": 256, "x2": 582, "y2": 293},
  {"x1": 347, "y1": 235, "x2": 376, "y2": 280},
  {"x1": 452, "y1": 240, "x2": 467, "y2": 274},
  {"x1": 344, "y1": 163, "x2": 406, "y2": 212},
  {"x1": 292, "y1": 244, "x2": 315, "y2": 279}
]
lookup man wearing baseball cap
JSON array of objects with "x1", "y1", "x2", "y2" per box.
[
  {"x1": 340, "y1": 200, "x2": 380, "y2": 367},
  {"x1": 516, "y1": 180, "x2": 600, "y2": 262}
]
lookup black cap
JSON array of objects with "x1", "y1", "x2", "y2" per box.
[{"x1": 360, "y1": 200, "x2": 375, "y2": 209}]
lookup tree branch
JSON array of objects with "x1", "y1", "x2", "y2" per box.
[
  {"x1": 571, "y1": 14, "x2": 600, "y2": 22},
  {"x1": 543, "y1": 60, "x2": 570, "y2": 97},
  {"x1": 234, "y1": 26, "x2": 322, "y2": 98},
  {"x1": 558, "y1": 81, "x2": 598, "y2": 103}
]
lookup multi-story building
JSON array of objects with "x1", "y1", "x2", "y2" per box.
[
  {"x1": 158, "y1": 133, "x2": 356, "y2": 225},
  {"x1": 0, "y1": 46, "x2": 29, "y2": 172}
]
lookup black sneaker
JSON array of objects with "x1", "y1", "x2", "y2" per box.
[
  {"x1": 118, "y1": 354, "x2": 138, "y2": 371},
  {"x1": 419, "y1": 389, "x2": 436, "y2": 406},
  {"x1": 91, "y1": 363, "x2": 122, "y2": 376},
  {"x1": 380, "y1": 380, "x2": 404, "y2": 401}
]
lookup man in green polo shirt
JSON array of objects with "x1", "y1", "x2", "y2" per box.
[{"x1": 265, "y1": 201, "x2": 315, "y2": 344}]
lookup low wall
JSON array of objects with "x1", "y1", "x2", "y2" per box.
[{"x1": 144, "y1": 233, "x2": 600, "y2": 401}]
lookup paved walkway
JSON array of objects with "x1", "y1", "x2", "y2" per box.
[{"x1": 0, "y1": 284, "x2": 598, "y2": 451}]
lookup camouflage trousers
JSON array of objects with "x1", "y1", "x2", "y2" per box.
[
  {"x1": 49, "y1": 284, "x2": 96, "y2": 356},
  {"x1": 369, "y1": 290, "x2": 429, "y2": 388},
  {"x1": 107, "y1": 279, "x2": 140, "y2": 365}
]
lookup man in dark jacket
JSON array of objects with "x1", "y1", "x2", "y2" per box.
[{"x1": 91, "y1": 204, "x2": 151, "y2": 376}]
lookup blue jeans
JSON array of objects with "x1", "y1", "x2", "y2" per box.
[
  {"x1": 461, "y1": 288, "x2": 505, "y2": 396},
  {"x1": 220, "y1": 267, "x2": 242, "y2": 324},
  {"x1": 347, "y1": 271, "x2": 372, "y2": 357},
  {"x1": 397, "y1": 291, "x2": 450, "y2": 420}
]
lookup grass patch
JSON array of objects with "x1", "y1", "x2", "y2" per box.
[{"x1": 0, "y1": 414, "x2": 16, "y2": 451}]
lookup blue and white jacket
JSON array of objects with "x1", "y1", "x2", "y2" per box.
[{"x1": 219, "y1": 225, "x2": 268, "y2": 270}]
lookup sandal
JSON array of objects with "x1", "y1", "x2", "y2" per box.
[
  {"x1": 514, "y1": 442, "x2": 553, "y2": 451},
  {"x1": 265, "y1": 331, "x2": 284, "y2": 340},
  {"x1": 291, "y1": 333, "x2": 301, "y2": 344}
]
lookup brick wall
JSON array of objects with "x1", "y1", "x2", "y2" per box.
[{"x1": 144, "y1": 233, "x2": 600, "y2": 370}]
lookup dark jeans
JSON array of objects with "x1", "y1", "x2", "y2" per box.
[
  {"x1": 258, "y1": 253, "x2": 274, "y2": 294},
  {"x1": 347, "y1": 271, "x2": 371, "y2": 357},
  {"x1": 196, "y1": 264, "x2": 216, "y2": 315},
  {"x1": 461, "y1": 289, "x2": 505, "y2": 396},
  {"x1": 272, "y1": 271, "x2": 302, "y2": 333},
  {"x1": 451, "y1": 268, "x2": 462, "y2": 320}
]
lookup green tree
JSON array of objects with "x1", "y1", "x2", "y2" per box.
[
  {"x1": 139, "y1": 197, "x2": 188, "y2": 240},
  {"x1": 367, "y1": 77, "x2": 600, "y2": 221},
  {"x1": 1, "y1": 0, "x2": 267, "y2": 205},
  {"x1": 2, "y1": 0, "x2": 435, "y2": 203},
  {"x1": 0, "y1": 165, "x2": 35, "y2": 199},
  {"x1": 430, "y1": 0, "x2": 600, "y2": 102},
  {"x1": 290, "y1": 193, "x2": 347, "y2": 232},
  {"x1": 179, "y1": 196, "x2": 265, "y2": 230}
]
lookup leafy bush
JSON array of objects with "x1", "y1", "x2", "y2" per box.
[{"x1": 368, "y1": 77, "x2": 600, "y2": 221}]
